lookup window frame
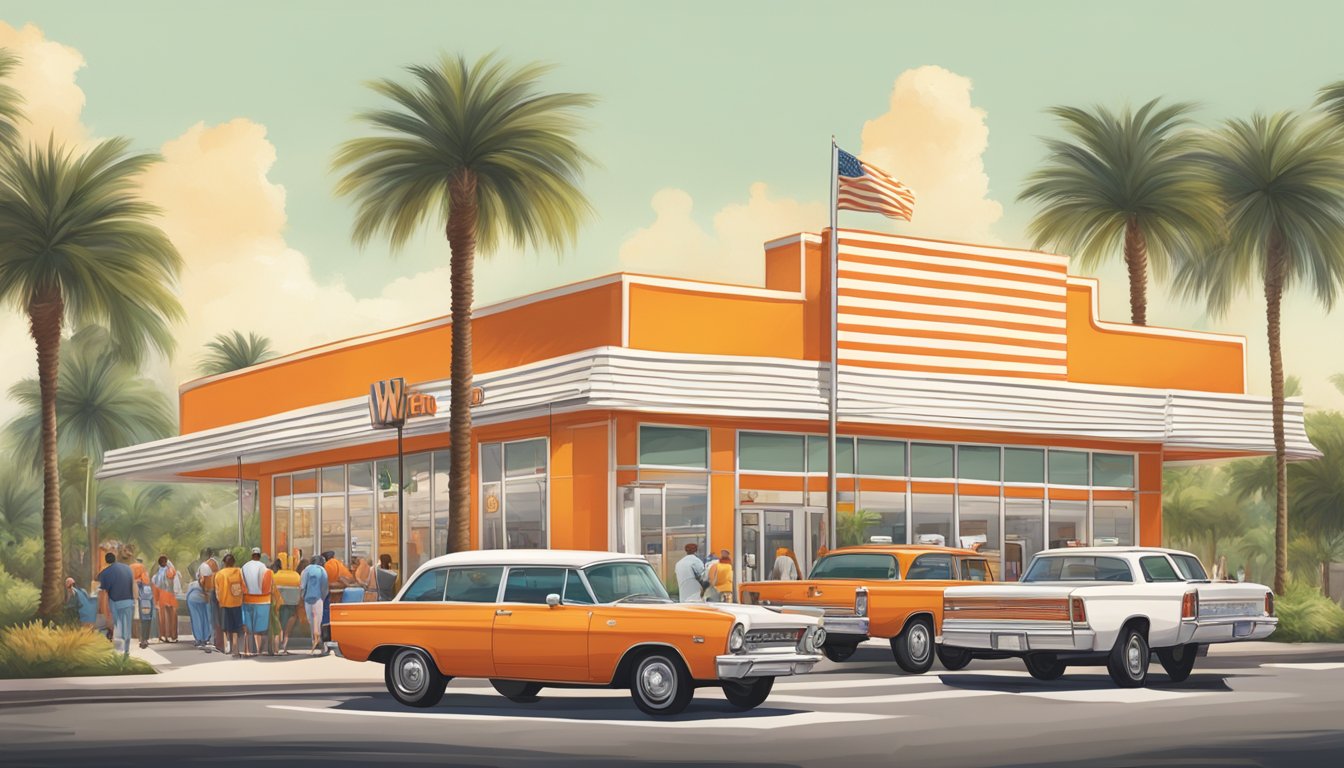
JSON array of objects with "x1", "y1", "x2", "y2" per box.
[
  {"x1": 637, "y1": 424, "x2": 710, "y2": 470},
  {"x1": 400, "y1": 566, "x2": 449, "y2": 602},
  {"x1": 499, "y1": 565, "x2": 569, "y2": 605},
  {"x1": 562, "y1": 568, "x2": 596, "y2": 604},
  {"x1": 1140, "y1": 555, "x2": 1184, "y2": 583},
  {"x1": 905, "y1": 552, "x2": 957, "y2": 581},
  {"x1": 959, "y1": 557, "x2": 994, "y2": 582},
  {"x1": 478, "y1": 437, "x2": 551, "y2": 550}
]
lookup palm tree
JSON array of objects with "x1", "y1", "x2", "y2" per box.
[
  {"x1": 1019, "y1": 99, "x2": 1222, "y2": 325},
  {"x1": 197, "y1": 330, "x2": 278, "y2": 376},
  {"x1": 0, "y1": 50, "x2": 21, "y2": 152},
  {"x1": 333, "y1": 53, "x2": 595, "y2": 554},
  {"x1": 0, "y1": 138, "x2": 183, "y2": 617},
  {"x1": 1176, "y1": 112, "x2": 1344, "y2": 594}
]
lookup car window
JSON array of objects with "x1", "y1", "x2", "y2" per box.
[
  {"x1": 960, "y1": 558, "x2": 993, "y2": 582},
  {"x1": 1171, "y1": 554, "x2": 1208, "y2": 580},
  {"x1": 809, "y1": 554, "x2": 898, "y2": 580},
  {"x1": 906, "y1": 553, "x2": 955, "y2": 580},
  {"x1": 1023, "y1": 556, "x2": 1133, "y2": 583},
  {"x1": 401, "y1": 568, "x2": 447, "y2": 602},
  {"x1": 584, "y1": 562, "x2": 670, "y2": 603},
  {"x1": 1140, "y1": 556, "x2": 1183, "y2": 582},
  {"x1": 502, "y1": 567, "x2": 567, "y2": 604},
  {"x1": 443, "y1": 566, "x2": 504, "y2": 603},
  {"x1": 563, "y1": 569, "x2": 594, "y2": 604}
]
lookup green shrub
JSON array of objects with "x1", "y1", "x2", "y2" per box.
[
  {"x1": 0, "y1": 621, "x2": 153, "y2": 679},
  {"x1": 0, "y1": 565, "x2": 39, "y2": 628},
  {"x1": 0, "y1": 538, "x2": 44, "y2": 586},
  {"x1": 1269, "y1": 582, "x2": 1344, "y2": 643}
]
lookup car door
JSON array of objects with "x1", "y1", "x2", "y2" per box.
[
  {"x1": 392, "y1": 565, "x2": 501, "y2": 678},
  {"x1": 492, "y1": 566, "x2": 591, "y2": 682},
  {"x1": 903, "y1": 553, "x2": 959, "y2": 631}
]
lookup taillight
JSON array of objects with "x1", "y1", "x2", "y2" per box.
[
  {"x1": 1265, "y1": 592, "x2": 1275, "y2": 617},
  {"x1": 1182, "y1": 591, "x2": 1198, "y2": 619},
  {"x1": 1069, "y1": 597, "x2": 1087, "y2": 625},
  {"x1": 855, "y1": 587, "x2": 868, "y2": 617}
]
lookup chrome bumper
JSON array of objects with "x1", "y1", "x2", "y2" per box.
[
  {"x1": 1177, "y1": 616, "x2": 1278, "y2": 644},
  {"x1": 940, "y1": 620, "x2": 1095, "y2": 653},
  {"x1": 716, "y1": 652, "x2": 821, "y2": 679},
  {"x1": 820, "y1": 615, "x2": 870, "y2": 640}
]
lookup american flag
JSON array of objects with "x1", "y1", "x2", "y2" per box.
[{"x1": 837, "y1": 147, "x2": 915, "y2": 221}]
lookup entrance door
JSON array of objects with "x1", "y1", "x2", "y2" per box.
[
  {"x1": 616, "y1": 487, "x2": 667, "y2": 578},
  {"x1": 737, "y1": 507, "x2": 828, "y2": 583}
]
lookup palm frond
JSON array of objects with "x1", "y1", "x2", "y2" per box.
[
  {"x1": 197, "y1": 330, "x2": 278, "y2": 376},
  {"x1": 0, "y1": 49, "x2": 23, "y2": 154},
  {"x1": 1329, "y1": 373, "x2": 1344, "y2": 397},
  {"x1": 1315, "y1": 80, "x2": 1344, "y2": 125}
]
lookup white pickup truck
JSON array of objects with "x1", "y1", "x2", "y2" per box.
[{"x1": 939, "y1": 547, "x2": 1277, "y2": 687}]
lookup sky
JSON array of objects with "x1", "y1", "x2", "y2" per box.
[{"x1": 2, "y1": 0, "x2": 1344, "y2": 425}]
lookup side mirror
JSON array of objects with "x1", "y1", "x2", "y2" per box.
[{"x1": 545, "y1": 593, "x2": 560, "y2": 608}]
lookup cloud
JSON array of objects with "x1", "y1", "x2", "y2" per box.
[
  {"x1": 0, "y1": 21, "x2": 88, "y2": 145},
  {"x1": 859, "y1": 65, "x2": 1003, "y2": 243},
  {"x1": 618, "y1": 183, "x2": 826, "y2": 286}
]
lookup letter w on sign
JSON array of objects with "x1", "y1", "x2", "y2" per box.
[{"x1": 368, "y1": 378, "x2": 407, "y2": 428}]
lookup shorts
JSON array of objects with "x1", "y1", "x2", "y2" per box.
[
  {"x1": 222, "y1": 606, "x2": 244, "y2": 633},
  {"x1": 305, "y1": 599, "x2": 323, "y2": 631},
  {"x1": 243, "y1": 603, "x2": 270, "y2": 633},
  {"x1": 279, "y1": 604, "x2": 297, "y2": 626}
]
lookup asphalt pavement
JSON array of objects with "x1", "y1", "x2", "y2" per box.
[{"x1": 3, "y1": 643, "x2": 1343, "y2": 767}]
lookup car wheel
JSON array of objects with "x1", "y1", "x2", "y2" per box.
[
  {"x1": 629, "y1": 650, "x2": 694, "y2": 716},
  {"x1": 384, "y1": 647, "x2": 448, "y2": 708},
  {"x1": 936, "y1": 645, "x2": 974, "y2": 671},
  {"x1": 890, "y1": 617, "x2": 935, "y2": 674},
  {"x1": 1023, "y1": 652, "x2": 1066, "y2": 680},
  {"x1": 1156, "y1": 643, "x2": 1199, "y2": 683},
  {"x1": 823, "y1": 643, "x2": 858, "y2": 662},
  {"x1": 490, "y1": 679, "x2": 544, "y2": 703},
  {"x1": 721, "y1": 677, "x2": 775, "y2": 710},
  {"x1": 1107, "y1": 627, "x2": 1150, "y2": 688}
]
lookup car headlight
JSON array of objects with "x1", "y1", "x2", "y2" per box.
[
  {"x1": 728, "y1": 623, "x2": 746, "y2": 653},
  {"x1": 811, "y1": 626, "x2": 826, "y2": 652}
]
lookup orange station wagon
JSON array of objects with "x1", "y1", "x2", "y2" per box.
[
  {"x1": 330, "y1": 550, "x2": 827, "y2": 716},
  {"x1": 739, "y1": 545, "x2": 996, "y2": 673}
]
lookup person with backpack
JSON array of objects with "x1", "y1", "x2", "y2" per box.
[{"x1": 213, "y1": 553, "x2": 245, "y2": 658}]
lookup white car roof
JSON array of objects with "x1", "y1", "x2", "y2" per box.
[
  {"x1": 1033, "y1": 546, "x2": 1197, "y2": 558},
  {"x1": 415, "y1": 549, "x2": 647, "y2": 571}
]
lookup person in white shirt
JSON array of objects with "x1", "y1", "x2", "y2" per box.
[
  {"x1": 771, "y1": 547, "x2": 800, "y2": 580},
  {"x1": 674, "y1": 543, "x2": 707, "y2": 603}
]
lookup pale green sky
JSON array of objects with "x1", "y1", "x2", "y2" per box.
[{"x1": 3, "y1": 0, "x2": 1344, "y2": 411}]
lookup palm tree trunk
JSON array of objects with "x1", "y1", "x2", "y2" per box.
[
  {"x1": 1124, "y1": 216, "x2": 1149, "y2": 326},
  {"x1": 1265, "y1": 231, "x2": 1289, "y2": 595},
  {"x1": 28, "y1": 286, "x2": 65, "y2": 617},
  {"x1": 446, "y1": 169, "x2": 478, "y2": 555}
]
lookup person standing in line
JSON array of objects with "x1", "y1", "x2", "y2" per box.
[
  {"x1": 375, "y1": 554, "x2": 398, "y2": 601},
  {"x1": 184, "y1": 577, "x2": 212, "y2": 652},
  {"x1": 321, "y1": 550, "x2": 354, "y2": 639},
  {"x1": 153, "y1": 554, "x2": 179, "y2": 643},
  {"x1": 276, "y1": 557, "x2": 304, "y2": 654},
  {"x1": 129, "y1": 555, "x2": 153, "y2": 648},
  {"x1": 710, "y1": 550, "x2": 735, "y2": 603},
  {"x1": 771, "y1": 547, "x2": 800, "y2": 580},
  {"x1": 299, "y1": 555, "x2": 329, "y2": 655},
  {"x1": 97, "y1": 551, "x2": 135, "y2": 657},
  {"x1": 352, "y1": 556, "x2": 372, "y2": 598},
  {"x1": 674, "y1": 543, "x2": 708, "y2": 603},
  {"x1": 240, "y1": 548, "x2": 273, "y2": 657},
  {"x1": 196, "y1": 548, "x2": 223, "y2": 652},
  {"x1": 213, "y1": 553, "x2": 245, "y2": 658},
  {"x1": 66, "y1": 577, "x2": 98, "y2": 628}
]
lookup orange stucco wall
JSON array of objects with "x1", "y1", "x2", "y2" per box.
[{"x1": 626, "y1": 283, "x2": 807, "y2": 359}]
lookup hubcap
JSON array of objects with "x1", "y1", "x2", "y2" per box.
[
  {"x1": 909, "y1": 625, "x2": 930, "y2": 662},
  {"x1": 395, "y1": 652, "x2": 428, "y2": 696},
  {"x1": 1126, "y1": 637, "x2": 1144, "y2": 677},
  {"x1": 639, "y1": 659, "x2": 675, "y2": 705}
]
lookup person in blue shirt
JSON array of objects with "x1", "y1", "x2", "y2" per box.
[
  {"x1": 65, "y1": 577, "x2": 98, "y2": 627},
  {"x1": 97, "y1": 551, "x2": 136, "y2": 657},
  {"x1": 298, "y1": 555, "x2": 329, "y2": 656}
]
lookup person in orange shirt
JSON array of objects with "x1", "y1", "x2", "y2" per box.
[
  {"x1": 321, "y1": 550, "x2": 354, "y2": 635},
  {"x1": 272, "y1": 559, "x2": 302, "y2": 655},
  {"x1": 213, "y1": 553, "x2": 245, "y2": 658},
  {"x1": 153, "y1": 554, "x2": 179, "y2": 643}
]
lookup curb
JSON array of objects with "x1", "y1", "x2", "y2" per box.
[{"x1": 0, "y1": 680, "x2": 387, "y2": 707}]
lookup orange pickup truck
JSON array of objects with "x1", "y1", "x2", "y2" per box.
[{"x1": 739, "y1": 545, "x2": 996, "y2": 673}]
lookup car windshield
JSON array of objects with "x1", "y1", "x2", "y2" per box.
[
  {"x1": 809, "y1": 553, "x2": 898, "y2": 580},
  {"x1": 1023, "y1": 555, "x2": 1133, "y2": 583},
  {"x1": 1170, "y1": 554, "x2": 1208, "y2": 580},
  {"x1": 583, "y1": 561, "x2": 671, "y2": 603}
]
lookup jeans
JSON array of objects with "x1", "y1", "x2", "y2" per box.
[
  {"x1": 110, "y1": 599, "x2": 134, "y2": 656},
  {"x1": 187, "y1": 595, "x2": 211, "y2": 645}
]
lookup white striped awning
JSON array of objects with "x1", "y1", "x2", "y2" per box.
[{"x1": 99, "y1": 346, "x2": 1318, "y2": 481}]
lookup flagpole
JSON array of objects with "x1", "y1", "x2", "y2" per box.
[{"x1": 827, "y1": 138, "x2": 840, "y2": 554}]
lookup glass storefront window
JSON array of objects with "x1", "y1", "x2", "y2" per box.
[
  {"x1": 1004, "y1": 499, "x2": 1044, "y2": 581},
  {"x1": 958, "y1": 446, "x2": 1000, "y2": 482},
  {"x1": 639, "y1": 426, "x2": 708, "y2": 469},
  {"x1": 432, "y1": 451, "x2": 450, "y2": 559},
  {"x1": 857, "y1": 438, "x2": 906, "y2": 477},
  {"x1": 273, "y1": 489, "x2": 291, "y2": 566},
  {"x1": 637, "y1": 470, "x2": 708, "y2": 587},
  {"x1": 505, "y1": 439, "x2": 547, "y2": 479},
  {"x1": 911, "y1": 493, "x2": 953, "y2": 546},
  {"x1": 1093, "y1": 501, "x2": 1135, "y2": 546},
  {"x1": 406, "y1": 452, "x2": 433, "y2": 570},
  {"x1": 1049, "y1": 499, "x2": 1088, "y2": 548},
  {"x1": 910, "y1": 444, "x2": 954, "y2": 479},
  {"x1": 482, "y1": 480, "x2": 503, "y2": 549},
  {"x1": 806, "y1": 436, "x2": 854, "y2": 474},
  {"x1": 376, "y1": 458, "x2": 401, "y2": 572},
  {"x1": 481, "y1": 443, "x2": 502, "y2": 484},
  {"x1": 480, "y1": 438, "x2": 550, "y2": 551},
  {"x1": 348, "y1": 493, "x2": 374, "y2": 565},
  {"x1": 958, "y1": 496, "x2": 1000, "y2": 562},
  {"x1": 504, "y1": 477, "x2": 546, "y2": 548},
  {"x1": 292, "y1": 470, "x2": 317, "y2": 495},
  {"x1": 1048, "y1": 450, "x2": 1089, "y2": 486},
  {"x1": 1004, "y1": 448, "x2": 1045, "y2": 483},
  {"x1": 348, "y1": 462, "x2": 374, "y2": 494},
  {"x1": 292, "y1": 495, "x2": 316, "y2": 563},
  {"x1": 321, "y1": 465, "x2": 345, "y2": 494},
  {"x1": 1092, "y1": 453, "x2": 1135, "y2": 488},
  {"x1": 850, "y1": 490, "x2": 905, "y2": 546},
  {"x1": 320, "y1": 495, "x2": 347, "y2": 562},
  {"x1": 739, "y1": 432, "x2": 805, "y2": 472}
]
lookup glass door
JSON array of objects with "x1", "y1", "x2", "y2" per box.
[{"x1": 636, "y1": 487, "x2": 666, "y2": 581}]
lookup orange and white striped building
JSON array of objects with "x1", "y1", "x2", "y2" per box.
[{"x1": 102, "y1": 229, "x2": 1316, "y2": 585}]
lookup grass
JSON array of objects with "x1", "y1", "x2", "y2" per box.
[
  {"x1": 0, "y1": 621, "x2": 154, "y2": 679},
  {"x1": 1268, "y1": 581, "x2": 1344, "y2": 643}
]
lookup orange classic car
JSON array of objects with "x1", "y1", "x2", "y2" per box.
[
  {"x1": 330, "y1": 550, "x2": 827, "y2": 716},
  {"x1": 739, "y1": 545, "x2": 996, "y2": 673}
]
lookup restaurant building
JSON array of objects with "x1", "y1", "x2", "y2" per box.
[{"x1": 100, "y1": 229, "x2": 1317, "y2": 586}]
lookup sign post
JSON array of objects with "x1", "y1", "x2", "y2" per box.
[{"x1": 369, "y1": 378, "x2": 409, "y2": 572}]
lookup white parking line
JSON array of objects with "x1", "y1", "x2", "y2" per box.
[
  {"x1": 1022, "y1": 688, "x2": 1218, "y2": 704},
  {"x1": 769, "y1": 689, "x2": 997, "y2": 706},
  {"x1": 267, "y1": 704, "x2": 898, "y2": 729},
  {"x1": 1261, "y1": 663, "x2": 1344, "y2": 671}
]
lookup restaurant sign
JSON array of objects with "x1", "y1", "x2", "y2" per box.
[{"x1": 368, "y1": 378, "x2": 438, "y2": 429}]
